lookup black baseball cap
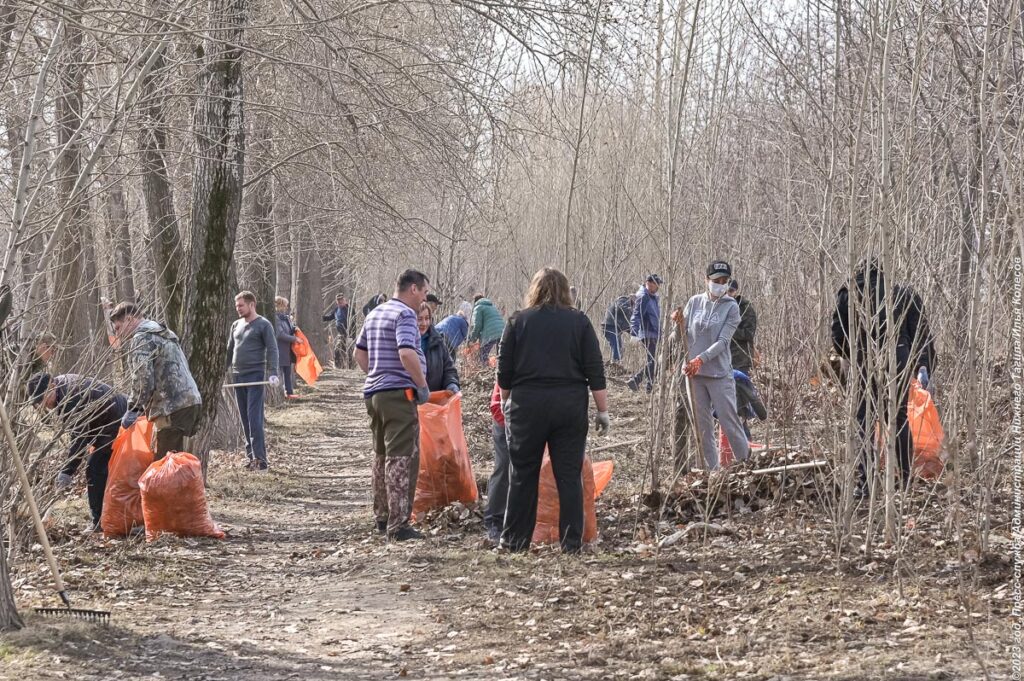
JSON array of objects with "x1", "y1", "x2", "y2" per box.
[
  {"x1": 26, "y1": 372, "x2": 50, "y2": 405},
  {"x1": 706, "y1": 261, "x2": 732, "y2": 278},
  {"x1": 426, "y1": 293, "x2": 441, "y2": 305},
  {"x1": 646, "y1": 274, "x2": 663, "y2": 285}
]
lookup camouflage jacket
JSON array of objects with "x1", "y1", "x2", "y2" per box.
[{"x1": 126, "y1": 320, "x2": 202, "y2": 418}]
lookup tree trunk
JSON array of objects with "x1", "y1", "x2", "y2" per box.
[
  {"x1": 185, "y1": 0, "x2": 247, "y2": 470},
  {"x1": 104, "y1": 177, "x2": 137, "y2": 304},
  {"x1": 294, "y1": 237, "x2": 329, "y2": 363},
  {"x1": 139, "y1": 0, "x2": 184, "y2": 327},
  {"x1": 0, "y1": 518, "x2": 21, "y2": 631},
  {"x1": 51, "y1": 2, "x2": 93, "y2": 370}
]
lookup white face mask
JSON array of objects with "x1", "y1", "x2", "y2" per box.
[{"x1": 708, "y1": 282, "x2": 729, "y2": 297}]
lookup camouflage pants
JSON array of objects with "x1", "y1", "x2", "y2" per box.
[{"x1": 366, "y1": 390, "x2": 420, "y2": 535}]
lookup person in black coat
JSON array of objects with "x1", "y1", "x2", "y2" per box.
[
  {"x1": 417, "y1": 304, "x2": 460, "y2": 393},
  {"x1": 26, "y1": 373, "x2": 128, "y2": 530},
  {"x1": 497, "y1": 267, "x2": 609, "y2": 554},
  {"x1": 831, "y1": 259, "x2": 935, "y2": 495}
]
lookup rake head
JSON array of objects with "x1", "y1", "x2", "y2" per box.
[{"x1": 34, "y1": 606, "x2": 111, "y2": 623}]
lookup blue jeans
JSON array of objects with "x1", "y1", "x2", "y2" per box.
[
  {"x1": 603, "y1": 327, "x2": 622, "y2": 361},
  {"x1": 630, "y1": 337, "x2": 658, "y2": 391},
  {"x1": 234, "y1": 371, "x2": 267, "y2": 463},
  {"x1": 280, "y1": 364, "x2": 295, "y2": 396}
]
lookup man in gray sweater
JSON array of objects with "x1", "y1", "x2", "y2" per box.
[
  {"x1": 681, "y1": 261, "x2": 750, "y2": 469},
  {"x1": 226, "y1": 291, "x2": 280, "y2": 470}
]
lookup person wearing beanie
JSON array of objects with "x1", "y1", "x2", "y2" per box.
[
  {"x1": 628, "y1": 274, "x2": 662, "y2": 392},
  {"x1": 26, "y1": 372, "x2": 127, "y2": 532}
]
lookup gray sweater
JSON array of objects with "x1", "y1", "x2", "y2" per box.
[
  {"x1": 683, "y1": 293, "x2": 741, "y2": 378},
  {"x1": 227, "y1": 316, "x2": 279, "y2": 378}
]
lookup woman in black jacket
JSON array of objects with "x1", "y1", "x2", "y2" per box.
[
  {"x1": 417, "y1": 304, "x2": 460, "y2": 393},
  {"x1": 497, "y1": 267, "x2": 609, "y2": 554}
]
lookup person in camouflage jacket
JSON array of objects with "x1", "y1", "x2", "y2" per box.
[{"x1": 110, "y1": 302, "x2": 203, "y2": 459}]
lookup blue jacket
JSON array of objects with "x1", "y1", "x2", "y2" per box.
[
  {"x1": 630, "y1": 286, "x2": 660, "y2": 339},
  {"x1": 322, "y1": 304, "x2": 349, "y2": 333},
  {"x1": 436, "y1": 314, "x2": 469, "y2": 350}
]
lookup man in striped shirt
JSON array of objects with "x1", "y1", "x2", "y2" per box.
[{"x1": 354, "y1": 270, "x2": 431, "y2": 541}]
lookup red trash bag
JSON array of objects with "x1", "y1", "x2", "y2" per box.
[
  {"x1": 292, "y1": 328, "x2": 322, "y2": 385},
  {"x1": 413, "y1": 391, "x2": 478, "y2": 514},
  {"x1": 533, "y1": 456, "x2": 614, "y2": 545},
  {"x1": 908, "y1": 381, "x2": 945, "y2": 480},
  {"x1": 139, "y1": 452, "x2": 225, "y2": 541},
  {"x1": 101, "y1": 417, "x2": 154, "y2": 537}
]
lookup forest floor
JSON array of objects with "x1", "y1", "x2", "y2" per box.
[{"x1": 0, "y1": 367, "x2": 1015, "y2": 680}]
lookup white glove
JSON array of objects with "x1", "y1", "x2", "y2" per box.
[
  {"x1": 595, "y1": 412, "x2": 610, "y2": 435},
  {"x1": 56, "y1": 472, "x2": 73, "y2": 490},
  {"x1": 268, "y1": 375, "x2": 281, "y2": 387}
]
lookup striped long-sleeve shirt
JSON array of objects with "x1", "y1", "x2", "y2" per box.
[{"x1": 355, "y1": 299, "x2": 426, "y2": 398}]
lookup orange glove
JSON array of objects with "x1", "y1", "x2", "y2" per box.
[{"x1": 684, "y1": 357, "x2": 703, "y2": 377}]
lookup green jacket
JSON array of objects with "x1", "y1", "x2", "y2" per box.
[{"x1": 469, "y1": 299, "x2": 505, "y2": 344}]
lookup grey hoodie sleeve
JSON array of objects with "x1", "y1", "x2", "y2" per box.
[{"x1": 698, "y1": 301, "x2": 740, "y2": 364}]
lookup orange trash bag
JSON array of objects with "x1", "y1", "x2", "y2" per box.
[
  {"x1": 139, "y1": 452, "x2": 225, "y2": 541},
  {"x1": 413, "y1": 391, "x2": 478, "y2": 514},
  {"x1": 101, "y1": 417, "x2": 154, "y2": 537},
  {"x1": 533, "y1": 456, "x2": 614, "y2": 545},
  {"x1": 908, "y1": 380, "x2": 945, "y2": 480},
  {"x1": 292, "y1": 329, "x2": 322, "y2": 385}
]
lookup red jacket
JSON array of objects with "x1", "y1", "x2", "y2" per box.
[{"x1": 489, "y1": 381, "x2": 505, "y2": 426}]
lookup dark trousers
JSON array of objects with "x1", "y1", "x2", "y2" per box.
[
  {"x1": 603, "y1": 327, "x2": 622, "y2": 361},
  {"x1": 502, "y1": 385, "x2": 588, "y2": 553},
  {"x1": 234, "y1": 370, "x2": 267, "y2": 463},
  {"x1": 154, "y1": 403, "x2": 202, "y2": 459},
  {"x1": 61, "y1": 426, "x2": 118, "y2": 524},
  {"x1": 854, "y1": 368, "x2": 913, "y2": 487},
  {"x1": 479, "y1": 339, "x2": 498, "y2": 363},
  {"x1": 485, "y1": 421, "x2": 510, "y2": 532},
  {"x1": 630, "y1": 337, "x2": 658, "y2": 390},
  {"x1": 280, "y1": 363, "x2": 295, "y2": 396},
  {"x1": 334, "y1": 332, "x2": 350, "y2": 368}
]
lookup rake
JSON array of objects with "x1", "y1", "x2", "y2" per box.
[{"x1": 0, "y1": 385, "x2": 111, "y2": 623}]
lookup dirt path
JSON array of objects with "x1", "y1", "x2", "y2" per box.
[
  {"x1": 0, "y1": 368, "x2": 1013, "y2": 680},
  {"x1": 1, "y1": 371, "x2": 465, "y2": 680}
]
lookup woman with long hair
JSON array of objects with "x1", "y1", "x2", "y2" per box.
[{"x1": 497, "y1": 267, "x2": 609, "y2": 553}]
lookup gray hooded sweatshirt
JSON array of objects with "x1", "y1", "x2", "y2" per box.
[{"x1": 683, "y1": 293, "x2": 741, "y2": 379}]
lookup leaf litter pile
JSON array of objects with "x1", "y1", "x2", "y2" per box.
[{"x1": 0, "y1": 369, "x2": 1013, "y2": 680}]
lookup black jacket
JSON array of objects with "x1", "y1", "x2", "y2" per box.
[
  {"x1": 831, "y1": 263, "x2": 935, "y2": 373},
  {"x1": 602, "y1": 296, "x2": 632, "y2": 332},
  {"x1": 52, "y1": 374, "x2": 128, "y2": 461},
  {"x1": 498, "y1": 305, "x2": 607, "y2": 391},
  {"x1": 730, "y1": 296, "x2": 757, "y2": 373},
  {"x1": 423, "y1": 326, "x2": 459, "y2": 393}
]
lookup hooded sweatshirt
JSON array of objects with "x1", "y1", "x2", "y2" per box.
[
  {"x1": 683, "y1": 292, "x2": 740, "y2": 378},
  {"x1": 126, "y1": 320, "x2": 202, "y2": 418}
]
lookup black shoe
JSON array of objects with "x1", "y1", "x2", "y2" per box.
[
  {"x1": 253, "y1": 460, "x2": 269, "y2": 471},
  {"x1": 376, "y1": 520, "x2": 387, "y2": 535},
  {"x1": 853, "y1": 483, "x2": 868, "y2": 500},
  {"x1": 389, "y1": 526, "x2": 424, "y2": 541}
]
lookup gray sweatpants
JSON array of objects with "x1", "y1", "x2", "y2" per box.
[{"x1": 691, "y1": 375, "x2": 750, "y2": 469}]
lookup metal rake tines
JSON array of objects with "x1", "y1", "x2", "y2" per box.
[{"x1": 34, "y1": 606, "x2": 112, "y2": 623}]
